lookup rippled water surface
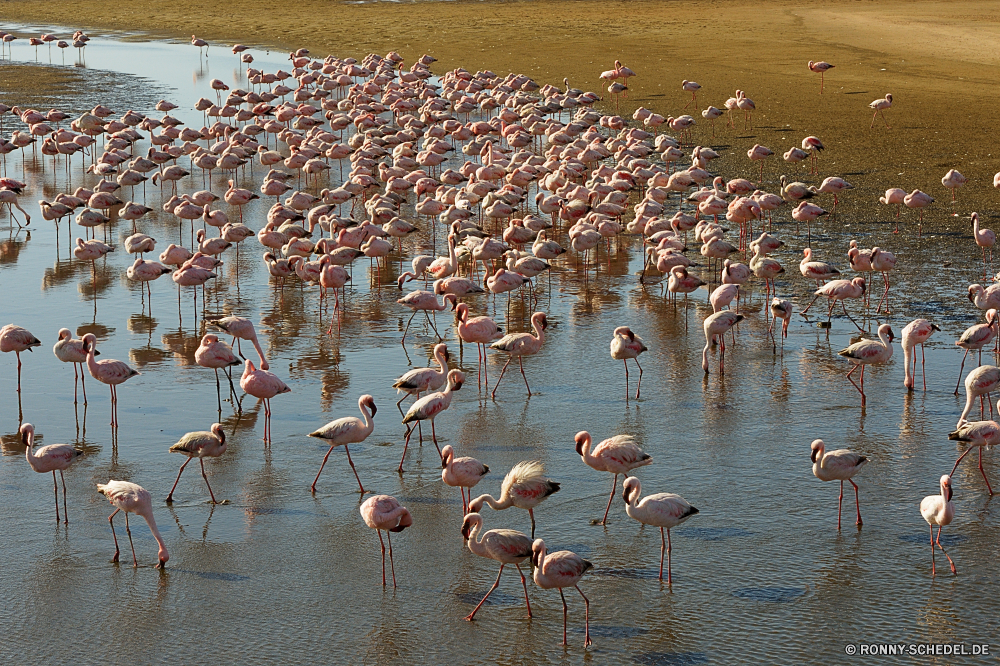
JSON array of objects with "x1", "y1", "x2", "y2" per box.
[{"x1": 1, "y1": 27, "x2": 999, "y2": 665}]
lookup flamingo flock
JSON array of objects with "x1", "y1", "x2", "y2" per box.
[{"x1": 5, "y1": 32, "x2": 1000, "y2": 654}]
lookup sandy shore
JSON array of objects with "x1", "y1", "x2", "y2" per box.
[{"x1": 1, "y1": 0, "x2": 998, "y2": 223}]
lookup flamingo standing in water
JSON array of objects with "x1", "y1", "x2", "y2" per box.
[
  {"x1": 808, "y1": 60, "x2": 834, "y2": 94},
  {"x1": 1, "y1": 324, "x2": 41, "y2": 393},
  {"x1": 870, "y1": 247, "x2": 897, "y2": 314},
  {"x1": 919, "y1": 475, "x2": 956, "y2": 576},
  {"x1": 610, "y1": 326, "x2": 648, "y2": 400},
  {"x1": 460, "y1": 512, "x2": 533, "y2": 621},
  {"x1": 702, "y1": 311, "x2": 743, "y2": 375},
  {"x1": 53, "y1": 328, "x2": 94, "y2": 404},
  {"x1": 901, "y1": 319, "x2": 940, "y2": 391},
  {"x1": 531, "y1": 539, "x2": 593, "y2": 647},
  {"x1": 810, "y1": 439, "x2": 868, "y2": 529},
  {"x1": 165, "y1": 424, "x2": 227, "y2": 503},
  {"x1": 398, "y1": 369, "x2": 464, "y2": 470},
  {"x1": 392, "y1": 342, "x2": 449, "y2": 416},
  {"x1": 195, "y1": 334, "x2": 242, "y2": 411},
  {"x1": 904, "y1": 189, "x2": 933, "y2": 236},
  {"x1": 954, "y1": 311, "x2": 998, "y2": 395},
  {"x1": 576, "y1": 431, "x2": 652, "y2": 525},
  {"x1": 442, "y1": 445, "x2": 489, "y2": 514},
  {"x1": 82, "y1": 333, "x2": 139, "y2": 427},
  {"x1": 947, "y1": 417, "x2": 999, "y2": 495},
  {"x1": 396, "y1": 289, "x2": 452, "y2": 344},
  {"x1": 971, "y1": 213, "x2": 995, "y2": 278},
  {"x1": 838, "y1": 324, "x2": 894, "y2": 406},
  {"x1": 308, "y1": 394, "x2": 375, "y2": 493},
  {"x1": 768, "y1": 297, "x2": 793, "y2": 351},
  {"x1": 209, "y1": 316, "x2": 269, "y2": 369},
  {"x1": 879, "y1": 188, "x2": 906, "y2": 232},
  {"x1": 469, "y1": 461, "x2": 560, "y2": 539},
  {"x1": 453, "y1": 302, "x2": 503, "y2": 391},
  {"x1": 360, "y1": 494, "x2": 412, "y2": 588},
  {"x1": 21, "y1": 423, "x2": 83, "y2": 523},
  {"x1": 240, "y1": 359, "x2": 290, "y2": 442},
  {"x1": 97, "y1": 480, "x2": 169, "y2": 569},
  {"x1": 957, "y1": 365, "x2": 1000, "y2": 425},
  {"x1": 489, "y1": 311, "x2": 548, "y2": 398},
  {"x1": 622, "y1": 476, "x2": 698, "y2": 583}
]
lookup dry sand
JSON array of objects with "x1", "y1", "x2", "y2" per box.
[{"x1": 1, "y1": 0, "x2": 999, "y2": 222}]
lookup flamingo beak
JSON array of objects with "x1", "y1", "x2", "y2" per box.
[
  {"x1": 368, "y1": 401, "x2": 377, "y2": 417},
  {"x1": 157, "y1": 558, "x2": 167, "y2": 569},
  {"x1": 574, "y1": 440, "x2": 584, "y2": 456},
  {"x1": 946, "y1": 485, "x2": 953, "y2": 502},
  {"x1": 811, "y1": 449, "x2": 819, "y2": 463},
  {"x1": 460, "y1": 520, "x2": 471, "y2": 540}
]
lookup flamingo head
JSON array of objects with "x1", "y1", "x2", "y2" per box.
[
  {"x1": 968, "y1": 285, "x2": 983, "y2": 304},
  {"x1": 941, "y1": 475, "x2": 953, "y2": 501},
  {"x1": 622, "y1": 476, "x2": 641, "y2": 505},
  {"x1": 156, "y1": 545, "x2": 169, "y2": 569},
  {"x1": 19, "y1": 422, "x2": 34, "y2": 446},
  {"x1": 810, "y1": 439, "x2": 825, "y2": 463},
  {"x1": 530, "y1": 538, "x2": 546, "y2": 567},
  {"x1": 440, "y1": 445, "x2": 454, "y2": 468},
  {"x1": 57, "y1": 328, "x2": 72, "y2": 341},
  {"x1": 854, "y1": 277, "x2": 867, "y2": 294},
  {"x1": 880, "y1": 324, "x2": 895, "y2": 343},
  {"x1": 574, "y1": 431, "x2": 591, "y2": 456},
  {"x1": 211, "y1": 423, "x2": 226, "y2": 445},
  {"x1": 360, "y1": 394, "x2": 377, "y2": 417},
  {"x1": 434, "y1": 343, "x2": 451, "y2": 363},
  {"x1": 987, "y1": 310, "x2": 999, "y2": 327},
  {"x1": 460, "y1": 512, "x2": 481, "y2": 540},
  {"x1": 447, "y1": 370, "x2": 465, "y2": 391},
  {"x1": 389, "y1": 508, "x2": 412, "y2": 533},
  {"x1": 971, "y1": 212, "x2": 979, "y2": 224},
  {"x1": 81, "y1": 333, "x2": 97, "y2": 353}
]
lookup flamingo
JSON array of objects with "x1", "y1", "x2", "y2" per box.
[
  {"x1": 82, "y1": 333, "x2": 139, "y2": 427},
  {"x1": 901, "y1": 319, "x2": 940, "y2": 391},
  {"x1": 681, "y1": 80, "x2": 701, "y2": 109},
  {"x1": 308, "y1": 394, "x2": 375, "y2": 493},
  {"x1": 360, "y1": 495, "x2": 412, "y2": 588},
  {"x1": 838, "y1": 324, "x2": 894, "y2": 406},
  {"x1": 97, "y1": 480, "x2": 169, "y2": 569},
  {"x1": 958, "y1": 365, "x2": 1000, "y2": 426},
  {"x1": 947, "y1": 417, "x2": 998, "y2": 496},
  {"x1": 904, "y1": 189, "x2": 933, "y2": 236},
  {"x1": 240, "y1": 359, "x2": 290, "y2": 443},
  {"x1": 941, "y1": 169, "x2": 967, "y2": 201},
  {"x1": 441, "y1": 445, "x2": 489, "y2": 514},
  {"x1": 53, "y1": 328, "x2": 94, "y2": 404},
  {"x1": 869, "y1": 93, "x2": 892, "y2": 128},
  {"x1": 971, "y1": 212, "x2": 995, "y2": 277},
  {"x1": 396, "y1": 289, "x2": 452, "y2": 344},
  {"x1": 702, "y1": 311, "x2": 743, "y2": 375},
  {"x1": 870, "y1": 247, "x2": 897, "y2": 314},
  {"x1": 531, "y1": 539, "x2": 593, "y2": 647},
  {"x1": 489, "y1": 311, "x2": 548, "y2": 399},
  {"x1": 460, "y1": 513, "x2": 533, "y2": 621},
  {"x1": 812, "y1": 278, "x2": 866, "y2": 329},
  {"x1": 919, "y1": 476, "x2": 956, "y2": 576},
  {"x1": 1, "y1": 324, "x2": 41, "y2": 393},
  {"x1": 398, "y1": 369, "x2": 464, "y2": 469},
  {"x1": 20, "y1": 423, "x2": 83, "y2": 523},
  {"x1": 195, "y1": 334, "x2": 242, "y2": 411},
  {"x1": 576, "y1": 431, "x2": 652, "y2": 525},
  {"x1": 610, "y1": 326, "x2": 648, "y2": 400},
  {"x1": 453, "y1": 302, "x2": 503, "y2": 390},
  {"x1": 165, "y1": 424, "x2": 227, "y2": 504},
  {"x1": 954, "y1": 311, "x2": 998, "y2": 394},
  {"x1": 879, "y1": 188, "x2": 906, "y2": 232},
  {"x1": 209, "y1": 316, "x2": 269, "y2": 369},
  {"x1": 622, "y1": 476, "x2": 698, "y2": 583},
  {"x1": 392, "y1": 342, "x2": 450, "y2": 416},
  {"x1": 469, "y1": 461, "x2": 560, "y2": 539},
  {"x1": 810, "y1": 439, "x2": 868, "y2": 529},
  {"x1": 768, "y1": 297, "x2": 793, "y2": 351},
  {"x1": 808, "y1": 60, "x2": 834, "y2": 93}
]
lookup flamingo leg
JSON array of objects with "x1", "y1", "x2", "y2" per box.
[
  {"x1": 60, "y1": 470, "x2": 68, "y2": 524},
  {"x1": 125, "y1": 512, "x2": 138, "y2": 567},
  {"x1": 935, "y1": 527, "x2": 957, "y2": 574},
  {"x1": 400, "y1": 310, "x2": 417, "y2": 345},
  {"x1": 949, "y1": 445, "x2": 976, "y2": 479},
  {"x1": 465, "y1": 563, "x2": 504, "y2": 621},
  {"x1": 846, "y1": 364, "x2": 864, "y2": 402},
  {"x1": 921, "y1": 343, "x2": 927, "y2": 392},
  {"x1": 977, "y1": 447, "x2": 994, "y2": 495},
  {"x1": 108, "y1": 508, "x2": 121, "y2": 563},
  {"x1": 575, "y1": 584, "x2": 592, "y2": 647},
  {"x1": 166, "y1": 457, "x2": 192, "y2": 502},
  {"x1": 954, "y1": 349, "x2": 970, "y2": 395},
  {"x1": 634, "y1": 358, "x2": 643, "y2": 399},
  {"x1": 601, "y1": 473, "x2": 618, "y2": 525},
  {"x1": 376, "y1": 529, "x2": 386, "y2": 586},
  {"x1": 491, "y1": 356, "x2": 514, "y2": 399},
  {"x1": 200, "y1": 458, "x2": 218, "y2": 503},
  {"x1": 850, "y1": 479, "x2": 862, "y2": 526},
  {"x1": 518, "y1": 356, "x2": 531, "y2": 395},
  {"x1": 515, "y1": 563, "x2": 533, "y2": 617},
  {"x1": 52, "y1": 471, "x2": 60, "y2": 523},
  {"x1": 929, "y1": 524, "x2": 936, "y2": 576},
  {"x1": 623, "y1": 359, "x2": 629, "y2": 401},
  {"x1": 529, "y1": 507, "x2": 536, "y2": 539},
  {"x1": 559, "y1": 588, "x2": 569, "y2": 646},
  {"x1": 80, "y1": 363, "x2": 88, "y2": 404},
  {"x1": 387, "y1": 529, "x2": 397, "y2": 588},
  {"x1": 398, "y1": 427, "x2": 413, "y2": 473},
  {"x1": 344, "y1": 444, "x2": 366, "y2": 493},
  {"x1": 73, "y1": 362, "x2": 78, "y2": 404},
  {"x1": 311, "y1": 444, "x2": 336, "y2": 492}
]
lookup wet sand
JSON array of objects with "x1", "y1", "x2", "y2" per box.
[{"x1": 2, "y1": 0, "x2": 999, "y2": 219}]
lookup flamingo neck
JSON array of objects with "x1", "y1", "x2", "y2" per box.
[
  {"x1": 435, "y1": 349, "x2": 449, "y2": 374},
  {"x1": 359, "y1": 403, "x2": 374, "y2": 432},
  {"x1": 143, "y1": 511, "x2": 169, "y2": 563},
  {"x1": 466, "y1": 522, "x2": 487, "y2": 556},
  {"x1": 532, "y1": 320, "x2": 545, "y2": 343}
]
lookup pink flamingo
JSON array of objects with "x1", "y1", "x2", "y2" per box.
[
  {"x1": 576, "y1": 431, "x2": 652, "y2": 525},
  {"x1": 971, "y1": 212, "x2": 995, "y2": 278},
  {"x1": 808, "y1": 60, "x2": 834, "y2": 93},
  {"x1": 489, "y1": 311, "x2": 548, "y2": 399},
  {"x1": 469, "y1": 461, "x2": 560, "y2": 539},
  {"x1": 954, "y1": 311, "x2": 998, "y2": 395},
  {"x1": 453, "y1": 302, "x2": 503, "y2": 390},
  {"x1": 919, "y1": 476, "x2": 956, "y2": 576},
  {"x1": 82, "y1": 333, "x2": 139, "y2": 427},
  {"x1": 958, "y1": 365, "x2": 1000, "y2": 425},
  {"x1": 901, "y1": 319, "x2": 940, "y2": 391},
  {"x1": 870, "y1": 247, "x2": 897, "y2": 314},
  {"x1": 392, "y1": 343, "x2": 450, "y2": 417},
  {"x1": 879, "y1": 188, "x2": 906, "y2": 232},
  {"x1": 54, "y1": 328, "x2": 93, "y2": 404},
  {"x1": 942, "y1": 169, "x2": 967, "y2": 202},
  {"x1": 195, "y1": 334, "x2": 242, "y2": 411},
  {"x1": 1, "y1": 324, "x2": 41, "y2": 393},
  {"x1": 813, "y1": 278, "x2": 866, "y2": 329},
  {"x1": 240, "y1": 359, "x2": 290, "y2": 442},
  {"x1": 947, "y1": 417, "x2": 998, "y2": 495},
  {"x1": 21, "y1": 423, "x2": 83, "y2": 523},
  {"x1": 531, "y1": 539, "x2": 593, "y2": 647},
  {"x1": 308, "y1": 394, "x2": 375, "y2": 493},
  {"x1": 320, "y1": 258, "x2": 351, "y2": 333},
  {"x1": 802, "y1": 136, "x2": 825, "y2": 174},
  {"x1": 97, "y1": 480, "x2": 169, "y2": 568},
  {"x1": 810, "y1": 439, "x2": 869, "y2": 529},
  {"x1": 191, "y1": 35, "x2": 208, "y2": 57},
  {"x1": 768, "y1": 297, "x2": 793, "y2": 351},
  {"x1": 224, "y1": 179, "x2": 258, "y2": 221},
  {"x1": 610, "y1": 326, "x2": 648, "y2": 400},
  {"x1": 904, "y1": 189, "x2": 933, "y2": 237},
  {"x1": 209, "y1": 316, "x2": 268, "y2": 369},
  {"x1": 869, "y1": 93, "x2": 892, "y2": 128},
  {"x1": 396, "y1": 289, "x2": 452, "y2": 344},
  {"x1": 399, "y1": 369, "x2": 465, "y2": 470},
  {"x1": 441, "y1": 445, "x2": 489, "y2": 514},
  {"x1": 165, "y1": 424, "x2": 227, "y2": 503},
  {"x1": 461, "y1": 513, "x2": 533, "y2": 621},
  {"x1": 622, "y1": 476, "x2": 699, "y2": 582},
  {"x1": 360, "y1": 495, "x2": 412, "y2": 587},
  {"x1": 681, "y1": 80, "x2": 701, "y2": 109},
  {"x1": 838, "y1": 324, "x2": 894, "y2": 405},
  {"x1": 702, "y1": 311, "x2": 743, "y2": 375}
]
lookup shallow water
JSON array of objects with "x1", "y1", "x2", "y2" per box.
[{"x1": 1, "y1": 27, "x2": 999, "y2": 665}]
